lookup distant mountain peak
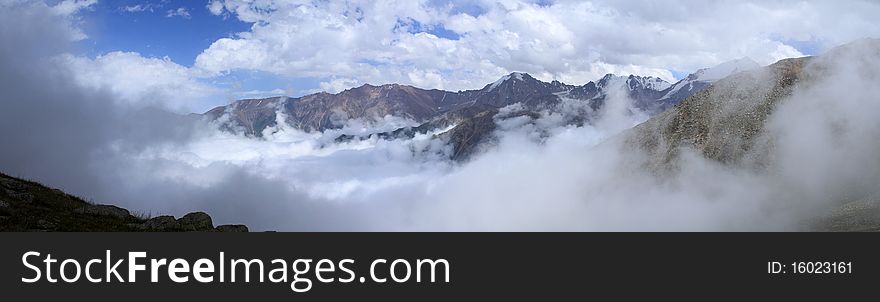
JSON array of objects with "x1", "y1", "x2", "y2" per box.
[
  {"x1": 508, "y1": 71, "x2": 527, "y2": 79},
  {"x1": 659, "y1": 57, "x2": 761, "y2": 102},
  {"x1": 626, "y1": 75, "x2": 671, "y2": 91},
  {"x1": 592, "y1": 73, "x2": 671, "y2": 91},
  {"x1": 692, "y1": 57, "x2": 761, "y2": 82},
  {"x1": 596, "y1": 73, "x2": 626, "y2": 88},
  {"x1": 599, "y1": 73, "x2": 624, "y2": 82},
  {"x1": 486, "y1": 71, "x2": 533, "y2": 91}
]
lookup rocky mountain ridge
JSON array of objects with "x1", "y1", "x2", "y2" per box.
[
  {"x1": 206, "y1": 59, "x2": 757, "y2": 136},
  {"x1": 0, "y1": 173, "x2": 248, "y2": 232},
  {"x1": 621, "y1": 39, "x2": 880, "y2": 231},
  {"x1": 206, "y1": 59, "x2": 759, "y2": 160}
]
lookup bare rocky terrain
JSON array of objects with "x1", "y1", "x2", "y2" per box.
[
  {"x1": 0, "y1": 173, "x2": 248, "y2": 232},
  {"x1": 621, "y1": 39, "x2": 880, "y2": 231},
  {"x1": 204, "y1": 71, "x2": 708, "y2": 160}
]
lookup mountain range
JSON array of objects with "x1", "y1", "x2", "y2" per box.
[{"x1": 204, "y1": 58, "x2": 761, "y2": 160}]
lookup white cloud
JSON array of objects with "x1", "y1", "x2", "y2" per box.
[
  {"x1": 317, "y1": 78, "x2": 362, "y2": 94},
  {"x1": 41, "y1": 0, "x2": 97, "y2": 41},
  {"x1": 120, "y1": 3, "x2": 162, "y2": 13},
  {"x1": 49, "y1": 0, "x2": 96, "y2": 16},
  {"x1": 122, "y1": 4, "x2": 148, "y2": 12},
  {"x1": 191, "y1": 0, "x2": 880, "y2": 93},
  {"x1": 57, "y1": 51, "x2": 221, "y2": 112},
  {"x1": 166, "y1": 7, "x2": 191, "y2": 19},
  {"x1": 207, "y1": 0, "x2": 225, "y2": 16},
  {"x1": 233, "y1": 88, "x2": 287, "y2": 98}
]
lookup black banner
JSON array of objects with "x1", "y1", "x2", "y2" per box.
[{"x1": 0, "y1": 233, "x2": 876, "y2": 300}]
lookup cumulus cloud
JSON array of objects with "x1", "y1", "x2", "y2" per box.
[
  {"x1": 56, "y1": 51, "x2": 221, "y2": 112},
  {"x1": 49, "y1": 0, "x2": 96, "y2": 16},
  {"x1": 206, "y1": 0, "x2": 225, "y2": 16},
  {"x1": 317, "y1": 78, "x2": 363, "y2": 94},
  {"x1": 193, "y1": 0, "x2": 880, "y2": 93}
]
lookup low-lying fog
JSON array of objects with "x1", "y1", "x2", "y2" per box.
[{"x1": 2, "y1": 2, "x2": 879, "y2": 231}]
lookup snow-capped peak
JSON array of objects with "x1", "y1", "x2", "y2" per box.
[
  {"x1": 594, "y1": 74, "x2": 670, "y2": 91},
  {"x1": 660, "y1": 58, "x2": 761, "y2": 100},
  {"x1": 627, "y1": 75, "x2": 671, "y2": 91},
  {"x1": 596, "y1": 73, "x2": 627, "y2": 87},
  {"x1": 487, "y1": 72, "x2": 528, "y2": 91},
  {"x1": 510, "y1": 72, "x2": 525, "y2": 81},
  {"x1": 692, "y1": 57, "x2": 761, "y2": 82}
]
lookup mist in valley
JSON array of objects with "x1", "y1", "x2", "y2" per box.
[{"x1": 1, "y1": 1, "x2": 879, "y2": 231}]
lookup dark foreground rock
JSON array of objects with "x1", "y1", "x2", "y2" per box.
[
  {"x1": 74, "y1": 204, "x2": 131, "y2": 219},
  {"x1": 138, "y1": 216, "x2": 180, "y2": 231},
  {"x1": 178, "y1": 212, "x2": 214, "y2": 231},
  {"x1": 136, "y1": 213, "x2": 246, "y2": 232},
  {"x1": 0, "y1": 172, "x2": 248, "y2": 232},
  {"x1": 216, "y1": 224, "x2": 249, "y2": 232}
]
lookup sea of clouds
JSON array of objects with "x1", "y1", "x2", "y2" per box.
[{"x1": 2, "y1": 1, "x2": 879, "y2": 231}]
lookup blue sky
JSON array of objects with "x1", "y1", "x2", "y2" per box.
[
  {"x1": 58, "y1": 0, "x2": 856, "y2": 114},
  {"x1": 76, "y1": 0, "x2": 250, "y2": 66},
  {"x1": 72, "y1": 0, "x2": 328, "y2": 105},
  {"x1": 76, "y1": 0, "x2": 820, "y2": 65},
  {"x1": 71, "y1": 0, "x2": 486, "y2": 105}
]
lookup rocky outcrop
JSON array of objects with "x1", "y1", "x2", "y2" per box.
[
  {"x1": 619, "y1": 38, "x2": 880, "y2": 231},
  {"x1": 75, "y1": 204, "x2": 131, "y2": 219},
  {"x1": 443, "y1": 109, "x2": 500, "y2": 161},
  {"x1": 216, "y1": 224, "x2": 249, "y2": 232},
  {"x1": 0, "y1": 173, "x2": 249, "y2": 232},
  {"x1": 136, "y1": 212, "x2": 248, "y2": 232},
  {"x1": 625, "y1": 56, "x2": 808, "y2": 170},
  {"x1": 178, "y1": 212, "x2": 214, "y2": 231},
  {"x1": 626, "y1": 39, "x2": 880, "y2": 171},
  {"x1": 138, "y1": 216, "x2": 179, "y2": 231}
]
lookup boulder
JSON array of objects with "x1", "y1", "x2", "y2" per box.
[
  {"x1": 140, "y1": 216, "x2": 180, "y2": 231},
  {"x1": 177, "y1": 212, "x2": 213, "y2": 231},
  {"x1": 75, "y1": 204, "x2": 131, "y2": 219},
  {"x1": 216, "y1": 224, "x2": 249, "y2": 232}
]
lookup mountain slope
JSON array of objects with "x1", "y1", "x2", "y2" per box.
[
  {"x1": 655, "y1": 58, "x2": 762, "y2": 110},
  {"x1": 620, "y1": 39, "x2": 880, "y2": 231},
  {"x1": 0, "y1": 172, "x2": 248, "y2": 232},
  {"x1": 626, "y1": 56, "x2": 805, "y2": 168},
  {"x1": 206, "y1": 84, "x2": 465, "y2": 136}
]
